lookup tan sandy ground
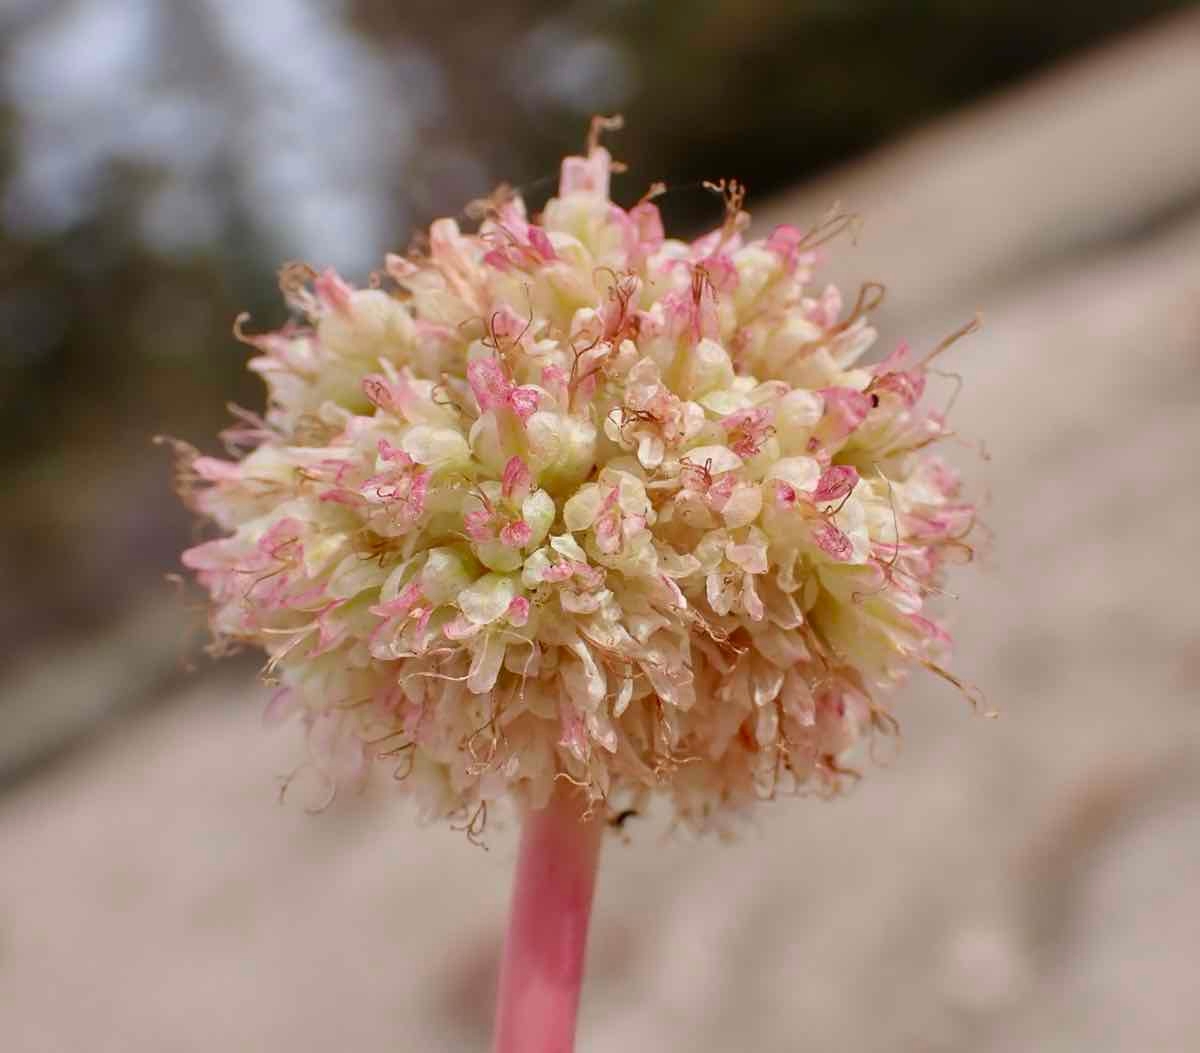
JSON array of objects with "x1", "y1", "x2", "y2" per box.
[{"x1": 2, "y1": 14, "x2": 1199, "y2": 1052}]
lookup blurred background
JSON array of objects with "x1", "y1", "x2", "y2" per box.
[{"x1": 2, "y1": 3, "x2": 1199, "y2": 1051}]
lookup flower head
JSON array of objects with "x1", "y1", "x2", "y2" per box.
[{"x1": 174, "y1": 126, "x2": 979, "y2": 830}]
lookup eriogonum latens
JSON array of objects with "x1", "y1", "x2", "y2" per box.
[{"x1": 174, "y1": 129, "x2": 978, "y2": 834}]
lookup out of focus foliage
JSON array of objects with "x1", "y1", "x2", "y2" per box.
[{"x1": 0, "y1": 0, "x2": 1187, "y2": 650}]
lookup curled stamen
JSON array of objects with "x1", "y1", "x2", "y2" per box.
[
  {"x1": 834, "y1": 281, "x2": 886, "y2": 333},
  {"x1": 923, "y1": 314, "x2": 981, "y2": 367},
  {"x1": 795, "y1": 207, "x2": 862, "y2": 253},
  {"x1": 587, "y1": 113, "x2": 624, "y2": 155},
  {"x1": 701, "y1": 177, "x2": 748, "y2": 242},
  {"x1": 928, "y1": 367, "x2": 965, "y2": 419},
  {"x1": 637, "y1": 181, "x2": 667, "y2": 206},
  {"x1": 451, "y1": 800, "x2": 490, "y2": 849}
]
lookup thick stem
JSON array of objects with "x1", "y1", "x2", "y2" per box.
[{"x1": 493, "y1": 788, "x2": 603, "y2": 1053}]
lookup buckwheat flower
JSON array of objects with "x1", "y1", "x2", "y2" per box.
[{"x1": 170, "y1": 119, "x2": 980, "y2": 1053}]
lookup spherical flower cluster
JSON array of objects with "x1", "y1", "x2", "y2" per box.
[{"x1": 176, "y1": 134, "x2": 977, "y2": 831}]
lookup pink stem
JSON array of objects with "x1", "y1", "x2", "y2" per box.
[{"x1": 493, "y1": 788, "x2": 603, "y2": 1053}]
